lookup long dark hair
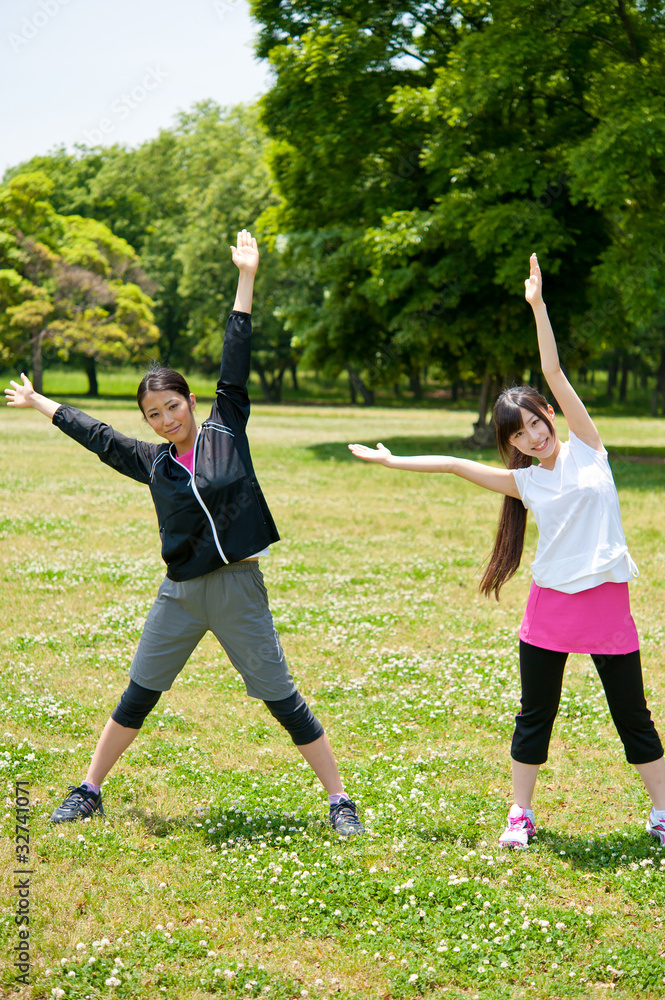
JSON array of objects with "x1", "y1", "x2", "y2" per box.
[
  {"x1": 479, "y1": 386, "x2": 555, "y2": 600},
  {"x1": 136, "y1": 366, "x2": 192, "y2": 414}
]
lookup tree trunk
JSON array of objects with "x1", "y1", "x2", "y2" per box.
[
  {"x1": 529, "y1": 369, "x2": 539, "y2": 389},
  {"x1": 254, "y1": 360, "x2": 273, "y2": 403},
  {"x1": 289, "y1": 362, "x2": 299, "y2": 391},
  {"x1": 619, "y1": 353, "x2": 630, "y2": 403},
  {"x1": 471, "y1": 373, "x2": 497, "y2": 447},
  {"x1": 253, "y1": 360, "x2": 286, "y2": 403},
  {"x1": 652, "y1": 341, "x2": 665, "y2": 417},
  {"x1": 272, "y1": 367, "x2": 286, "y2": 403},
  {"x1": 85, "y1": 358, "x2": 99, "y2": 397},
  {"x1": 347, "y1": 368, "x2": 358, "y2": 405},
  {"x1": 409, "y1": 368, "x2": 422, "y2": 399},
  {"x1": 346, "y1": 365, "x2": 375, "y2": 406},
  {"x1": 31, "y1": 329, "x2": 45, "y2": 395},
  {"x1": 607, "y1": 358, "x2": 618, "y2": 400}
]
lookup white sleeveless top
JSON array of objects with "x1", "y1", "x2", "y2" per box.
[{"x1": 512, "y1": 431, "x2": 638, "y2": 594}]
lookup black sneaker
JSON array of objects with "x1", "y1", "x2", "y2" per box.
[
  {"x1": 50, "y1": 785, "x2": 104, "y2": 823},
  {"x1": 329, "y1": 797, "x2": 365, "y2": 837}
]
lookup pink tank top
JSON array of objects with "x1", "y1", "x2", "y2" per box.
[{"x1": 174, "y1": 446, "x2": 194, "y2": 475}]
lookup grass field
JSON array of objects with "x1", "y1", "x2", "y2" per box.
[{"x1": 1, "y1": 398, "x2": 664, "y2": 1000}]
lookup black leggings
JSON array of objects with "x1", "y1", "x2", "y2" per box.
[
  {"x1": 111, "y1": 680, "x2": 324, "y2": 746},
  {"x1": 512, "y1": 641, "x2": 664, "y2": 766}
]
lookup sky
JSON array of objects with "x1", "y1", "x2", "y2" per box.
[{"x1": 1, "y1": 0, "x2": 271, "y2": 176}]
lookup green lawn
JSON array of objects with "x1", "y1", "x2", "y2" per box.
[{"x1": 1, "y1": 401, "x2": 664, "y2": 999}]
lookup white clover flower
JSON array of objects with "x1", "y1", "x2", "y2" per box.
[
  {"x1": 51, "y1": 990, "x2": 65, "y2": 999},
  {"x1": 207, "y1": 951, "x2": 216, "y2": 958},
  {"x1": 408, "y1": 974, "x2": 418, "y2": 983},
  {"x1": 105, "y1": 977, "x2": 121, "y2": 987},
  {"x1": 75, "y1": 942, "x2": 86, "y2": 951},
  {"x1": 223, "y1": 969, "x2": 235, "y2": 980}
]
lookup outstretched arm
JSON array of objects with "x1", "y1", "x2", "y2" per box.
[
  {"x1": 4, "y1": 373, "x2": 60, "y2": 419},
  {"x1": 526, "y1": 253, "x2": 602, "y2": 451},
  {"x1": 348, "y1": 443, "x2": 520, "y2": 497},
  {"x1": 5, "y1": 373, "x2": 154, "y2": 482}
]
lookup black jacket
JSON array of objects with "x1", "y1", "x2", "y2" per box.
[{"x1": 52, "y1": 311, "x2": 280, "y2": 580}]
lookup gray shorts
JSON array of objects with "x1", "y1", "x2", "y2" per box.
[{"x1": 129, "y1": 561, "x2": 296, "y2": 700}]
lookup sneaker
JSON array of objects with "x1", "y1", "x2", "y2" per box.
[
  {"x1": 646, "y1": 809, "x2": 665, "y2": 846},
  {"x1": 50, "y1": 785, "x2": 104, "y2": 823},
  {"x1": 498, "y1": 803, "x2": 536, "y2": 849},
  {"x1": 329, "y1": 797, "x2": 365, "y2": 837}
]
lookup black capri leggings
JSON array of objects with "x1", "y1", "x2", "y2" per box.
[
  {"x1": 511, "y1": 641, "x2": 664, "y2": 766},
  {"x1": 111, "y1": 680, "x2": 324, "y2": 746}
]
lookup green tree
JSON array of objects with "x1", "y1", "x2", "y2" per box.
[
  {"x1": 10, "y1": 105, "x2": 300, "y2": 400},
  {"x1": 250, "y1": 0, "x2": 663, "y2": 424},
  {"x1": 0, "y1": 172, "x2": 159, "y2": 394}
]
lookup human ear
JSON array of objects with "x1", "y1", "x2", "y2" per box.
[{"x1": 189, "y1": 394, "x2": 196, "y2": 411}]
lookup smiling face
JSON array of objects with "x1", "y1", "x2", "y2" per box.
[
  {"x1": 509, "y1": 404, "x2": 560, "y2": 468},
  {"x1": 141, "y1": 388, "x2": 197, "y2": 454}
]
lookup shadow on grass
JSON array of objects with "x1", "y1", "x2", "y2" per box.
[
  {"x1": 414, "y1": 822, "x2": 485, "y2": 848},
  {"x1": 131, "y1": 803, "x2": 332, "y2": 845},
  {"x1": 307, "y1": 436, "x2": 499, "y2": 463},
  {"x1": 534, "y1": 827, "x2": 661, "y2": 870},
  {"x1": 607, "y1": 446, "x2": 665, "y2": 465}
]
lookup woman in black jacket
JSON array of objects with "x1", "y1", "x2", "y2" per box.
[{"x1": 5, "y1": 230, "x2": 363, "y2": 836}]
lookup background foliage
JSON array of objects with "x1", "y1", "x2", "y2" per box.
[{"x1": 1, "y1": 1, "x2": 664, "y2": 420}]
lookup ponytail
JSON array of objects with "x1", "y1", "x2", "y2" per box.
[
  {"x1": 479, "y1": 385, "x2": 554, "y2": 601},
  {"x1": 479, "y1": 447, "x2": 532, "y2": 600}
]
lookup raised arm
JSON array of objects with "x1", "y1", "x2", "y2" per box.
[
  {"x1": 348, "y1": 443, "x2": 521, "y2": 498},
  {"x1": 526, "y1": 253, "x2": 602, "y2": 451},
  {"x1": 217, "y1": 231, "x2": 259, "y2": 403},
  {"x1": 231, "y1": 229, "x2": 259, "y2": 314},
  {"x1": 4, "y1": 373, "x2": 60, "y2": 418}
]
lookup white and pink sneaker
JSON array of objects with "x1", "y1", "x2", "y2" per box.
[
  {"x1": 646, "y1": 808, "x2": 665, "y2": 847},
  {"x1": 498, "y1": 803, "x2": 536, "y2": 849}
]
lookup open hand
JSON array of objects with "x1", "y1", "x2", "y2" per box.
[
  {"x1": 4, "y1": 373, "x2": 36, "y2": 408},
  {"x1": 231, "y1": 229, "x2": 259, "y2": 274},
  {"x1": 348, "y1": 442, "x2": 392, "y2": 465},
  {"x1": 524, "y1": 252, "x2": 544, "y2": 307}
]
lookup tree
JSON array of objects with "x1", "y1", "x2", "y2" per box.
[
  {"x1": 9, "y1": 105, "x2": 301, "y2": 400},
  {"x1": 250, "y1": 0, "x2": 663, "y2": 423},
  {"x1": 0, "y1": 172, "x2": 159, "y2": 393}
]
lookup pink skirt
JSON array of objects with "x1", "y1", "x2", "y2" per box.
[{"x1": 519, "y1": 581, "x2": 639, "y2": 655}]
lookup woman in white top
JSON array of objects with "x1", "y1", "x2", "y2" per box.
[{"x1": 350, "y1": 253, "x2": 665, "y2": 849}]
